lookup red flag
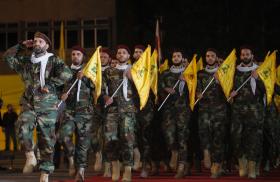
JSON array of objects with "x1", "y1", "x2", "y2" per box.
[{"x1": 155, "y1": 19, "x2": 162, "y2": 64}]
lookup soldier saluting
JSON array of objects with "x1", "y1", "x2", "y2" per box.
[{"x1": 3, "y1": 32, "x2": 72, "y2": 182}]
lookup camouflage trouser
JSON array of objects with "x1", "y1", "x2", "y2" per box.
[
  {"x1": 231, "y1": 107, "x2": 264, "y2": 162},
  {"x1": 263, "y1": 104, "x2": 280, "y2": 163},
  {"x1": 90, "y1": 109, "x2": 103, "y2": 153},
  {"x1": 187, "y1": 107, "x2": 203, "y2": 162},
  {"x1": 161, "y1": 107, "x2": 190, "y2": 163},
  {"x1": 104, "y1": 112, "x2": 136, "y2": 166},
  {"x1": 198, "y1": 108, "x2": 226, "y2": 163},
  {"x1": 136, "y1": 106, "x2": 154, "y2": 163},
  {"x1": 58, "y1": 109, "x2": 92, "y2": 168},
  {"x1": 17, "y1": 109, "x2": 57, "y2": 173}
]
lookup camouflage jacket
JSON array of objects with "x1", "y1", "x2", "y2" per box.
[
  {"x1": 3, "y1": 44, "x2": 72, "y2": 111},
  {"x1": 197, "y1": 69, "x2": 227, "y2": 112},
  {"x1": 232, "y1": 69, "x2": 265, "y2": 111},
  {"x1": 102, "y1": 67, "x2": 138, "y2": 113},
  {"x1": 63, "y1": 65, "x2": 94, "y2": 112},
  {"x1": 159, "y1": 70, "x2": 189, "y2": 110}
]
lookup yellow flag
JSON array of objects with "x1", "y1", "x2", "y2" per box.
[
  {"x1": 197, "y1": 57, "x2": 203, "y2": 72},
  {"x1": 276, "y1": 65, "x2": 280, "y2": 85},
  {"x1": 275, "y1": 66, "x2": 280, "y2": 112},
  {"x1": 150, "y1": 49, "x2": 158, "y2": 102},
  {"x1": 82, "y1": 46, "x2": 102, "y2": 104},
  {"x1": 58, "y1": 21, "x2": 66, "y2": 61},
  {"x1": 131, "y1": 45, "x2": 152, "y2": 110},
  {"x1": 183, "y1": 54, "x2": 197, "y2": 111},
  {"x1": 159, "y1": 59, "x2": 169, "y2": 74},
  {"x1": 275, "y1": 95, "x2": 280, "y2": 112},
  {"x1": 216, "y1": 49, "x2": 237, "y2": 99},
  {"x1": 257, "y1": 50, "x2": 277, "y2": 105}
]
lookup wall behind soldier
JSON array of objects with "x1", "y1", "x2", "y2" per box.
[
  {"x1": 0, "y1": 0, "x2": 116, "y2": 74},
  {"x1": 0, "y1": 0, "x2": 115, "y2": 22}
]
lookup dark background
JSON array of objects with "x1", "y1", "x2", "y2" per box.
[{"x1": 116, "y1": 0, "x2": 280, "y2": 61}]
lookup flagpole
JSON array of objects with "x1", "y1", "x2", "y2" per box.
[
  {"x1": 227, "y1": 76, "x2": 251, "y2": 102},
  {"x1": 57, "y1": 79, "x2": 79, "y2": 108},
  {"x1": 157, "y1": 60, "x2": 191, "y2": 111},
  {"x1": 194, "y1": 77, "x2": 215, "y2": 105},
  {"x1": 157, "y1": 79, "x2": 180, "y2": 111},
  {"x1": 104, "y1": 80, "x2": 125, "y2": 108}
]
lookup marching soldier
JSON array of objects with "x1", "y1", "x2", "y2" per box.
[
  {"x1": 102, "y1": 45, "x2": 138, "y2": 182},
  {"x1": 196, "y1": 48, "x2": 228, "y2": 178},
  {"x1": 229, "y1": 46, "x2": 265, "y2": 179},
  {"x1": 159, "y1": 49, "x2": 191, "y2": 178},
  {"x1": 3, "y1": 32, "x2": 72, "y2": 182},
  {"x1": 59, "y1": 45, "x2": 94, "y2": 181}
]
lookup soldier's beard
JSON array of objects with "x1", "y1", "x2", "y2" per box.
[
  {"x1": 101, "y1": 61, "x2": 109, "y2": 67},
  {"x1": 242, "y1": 58, "x2": 252, "y2": 65},
  {"x1": 207, "y1": 61, "x2": 216, "y2": 66},
  {"x1": 119, "y1": 59, "x2": 128, "y2": 64},
  {"x1": 173, "y1": 62, "x2": 182, "y2": 66},
  {"x1": 72, "y1": 59, "x2": 82, "y2": 66},
  {"x1": 33, "y1": 46, "x2": 47, "y2": 57}
]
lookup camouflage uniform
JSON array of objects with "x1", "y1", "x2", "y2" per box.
[
  {"x1": 196, "y1": 69, "x2": 227, "y2": 163},
  {"x1": 3, "y1": 44, "x2": 72, "y2": 173},
  {"x1": 263, "y1": 84, "x2": 280, "y2": 164},
  {"x1": 135, "y1": 94, "x2": 155, "y2": 163},
  {"x1": 90, "y1": 67, "x2": 108, "y2": 164},
  {"x1": 102, "y1": 66, "x2": 138, "y2": 167},
  {"x1": 90, "y1": 67, "x2": 108, "y2": 153},
  {"x1": 90, "y1": 106, "x2": 103, "y2": 153},
  {"x1": 159, "y1": 69, "x2": 191, "y2": 164},
  {"x1": 58, "y1": 65, "x2": 94, "y2": 168},
  {"x1": 231, "y1": 68, "x2": 265, "y2": 162}
]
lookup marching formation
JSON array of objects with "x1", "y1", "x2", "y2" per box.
[{"x1": 2, "y1": 32, "x2": 280, "y2": 182}]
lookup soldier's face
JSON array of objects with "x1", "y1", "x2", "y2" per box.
[
  {"x1": 116, "y1": 49, "x2": 130, "y2": 63},
  {"x1": 100, "y1": 52, "x2": 111, "y2": 66},
  {"x1": 71, "y1": 50, "x2": 83, "y2": 66},
  {"x1": 172, "y1": 52, "x2": 183, "y2": 66},
  {"x1": 133, "y1": 48, "x2": 144, "y2": 61},
  {"x1": 33, "y1": 37, "x2": 49, "y2": 55},
  {"x1": 110, "y1": 59, "x2": 119, "y2": 68},
  {"x1": 205, "y1": 51, "x2": 217, "y2": 66},
  {"x1": 240, "y1": 49, "x2": 253, "y2": 64}
]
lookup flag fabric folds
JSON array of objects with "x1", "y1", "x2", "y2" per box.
[
  {"x1": 257, "y1": 50, "x2": 277, "y2": 105},
  {"x1": 216, "y1": 49, "x2": 237, "y2": 99},
  {"x1": 150, "y1": 49, "x2": 158, "y2": 102},
  {"x1": 159, "y1": 59, "x2": 169, "y2": 74},
  {"x1": 197, "y1": 56, "x2": 204, "y2": 72},
  {"x1": 183, "y1": 54, "x2": 197, "y2": 111},
  {"x1": 131, "y1": 45, "x2": 152, "y2": 110},
  {"x1": 82, "y1": 46, "x2": 102, "y2": 104}
]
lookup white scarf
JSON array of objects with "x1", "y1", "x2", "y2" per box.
[
  {"x1": 170, "y1": 65, "x2": 185, "y2": 96},
  {"x1": 116, "y1": 63, "x2": 131, "y2": 101},
  {"x1": 71, "y1": 64, "x2": 83, "y2": 102},
  {"x1": 31, "y1": 52, "x2": 53, "y2": 88},
  {"x1": 237, "y1": 63, "x2": 259, "y2": 95},
  {"x1": 170, "y1": 65, "x2": 185, "y2": 74},
  {"x1": 102, "y1": 65, "x2": 110, "y2": 72},
  {"x1": 205, "y1": 65, "x2": 218, "y2": 73},
  {"x1": 205, "y1": 65, "x2": 220, "y2": 84}
]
